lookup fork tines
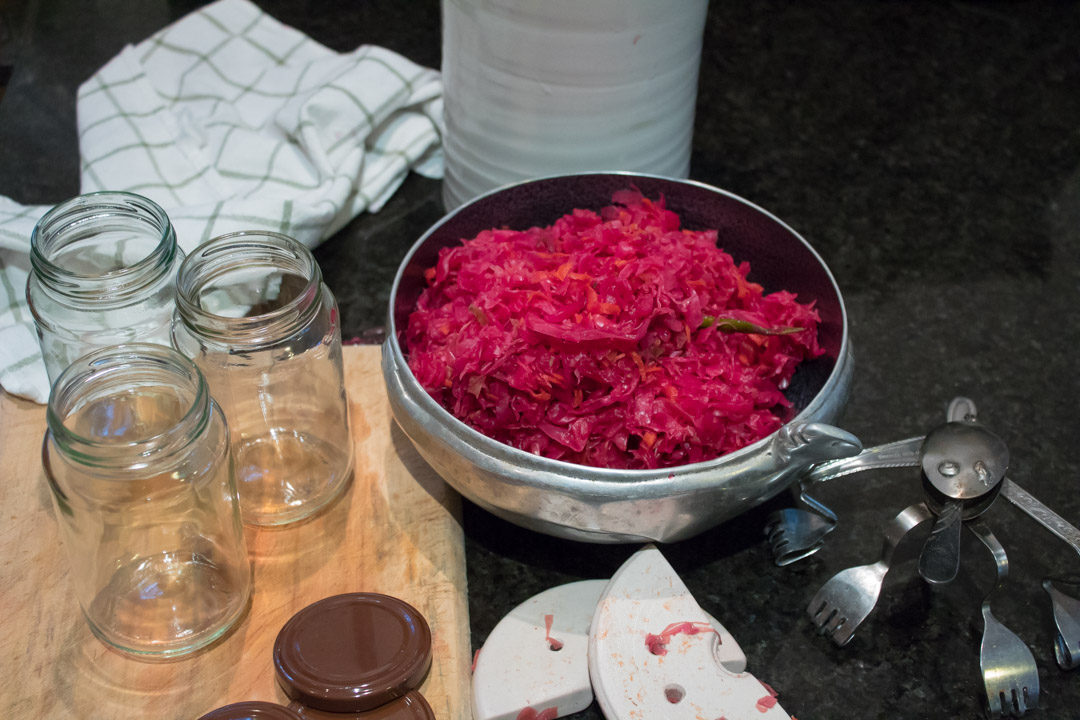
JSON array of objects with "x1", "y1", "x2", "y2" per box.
[
  {"x1": 986, "y1": 684, "x2": 1035, "y2": 718},
  {"x1": 807, "y1": 596, "x2": 856, "y2": 646}
]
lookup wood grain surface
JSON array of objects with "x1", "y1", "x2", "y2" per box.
[{"x1": 0, "y1": 345, "x2": 470, "y2": 719}]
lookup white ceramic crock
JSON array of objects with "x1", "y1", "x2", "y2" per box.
[{"x1": 440, "y1": 0, "x2": 710, "y2": 210}]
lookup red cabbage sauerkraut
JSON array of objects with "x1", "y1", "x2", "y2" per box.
[{"x1": 405, "y1": 191, "x2": 823, "y2": 469}]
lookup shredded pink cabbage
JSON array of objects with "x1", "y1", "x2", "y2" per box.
[{"x1": 406, "y1": 191, "x2": 822, "y2": 469}]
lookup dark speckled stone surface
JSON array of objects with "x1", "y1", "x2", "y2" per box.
[{"x1": 3, "y1": 2, "x2": 1080, "y2": 718}]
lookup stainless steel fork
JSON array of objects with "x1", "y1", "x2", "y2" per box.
[
  {"x1": 806, "y1": 502, "x2": 933, "y2": 645},
  {"x1": 765, "y1": 491, "x2": 837, "y2": 566},
  {"x1": 1043, "y1": 578, "x2": 1080, "y2": 670},
  {"x1": 968, "y1": 518, "x2": 1039, "y2": 717}
]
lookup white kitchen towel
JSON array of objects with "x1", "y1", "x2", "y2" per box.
[{"x1": 0, "y1": 0, "x2": 443, "y2": 403}]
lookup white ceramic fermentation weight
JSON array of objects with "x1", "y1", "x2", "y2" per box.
[{"x1": 471, "y1": 573, "x2": 751, "y2": 719}]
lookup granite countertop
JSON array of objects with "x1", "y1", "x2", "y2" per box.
[{"x1": 3, "y1": 1, "x2": 1079, "y2": 718}]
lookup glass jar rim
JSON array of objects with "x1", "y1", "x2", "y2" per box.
[
  {"x1": 174, "y1": 230, "x2": 322, "y2": 347},
  {"x1": 30, "y1": 191, "x2": 178, "y2": 302},
  {"x1": 46, "y1": 343, "x2": 212, "y2": 468}
]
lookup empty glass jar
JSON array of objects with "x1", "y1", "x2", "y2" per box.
[
  {"x1": 26, "y1": 191, "x2": 184, "y2": 384},
  {"x1": 172, "y1": 231, "x2": 353, "y2": 526},
  {"x1": 43, "y1": 344, "x2": 251, "y2": 659}
]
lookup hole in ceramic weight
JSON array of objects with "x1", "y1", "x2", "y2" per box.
[{"x1": 663, "y1": 684, "x2": 685, "y2": 704}]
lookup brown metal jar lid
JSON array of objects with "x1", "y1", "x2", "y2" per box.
[
  {"x1": 288, "y1": 690, "x2": 436, "y2": 719},
  {"x1": 274, "y1": 593, "x2": 432, "y2": 713},
  {"x1": 198, "y1": 701, "x2": 304, "y2": 720}
]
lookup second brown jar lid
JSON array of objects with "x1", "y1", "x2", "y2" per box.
[
  {"x1": 288, "y1": 690, "x2": 436, "y2": 719},
  {"x1": 198, "y1": 701, "x2": 303, "y2": 720},
  {"x1": 274, "y1": 593, "x2": 432, "y2": 713}
]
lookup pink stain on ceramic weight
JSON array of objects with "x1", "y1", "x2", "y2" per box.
[
  {"x1": 644, "y1": 621, "x2": 718, "y2": 656},
  {"x1": 543, "y1": 614, "x2": 564, "y2": 651}
]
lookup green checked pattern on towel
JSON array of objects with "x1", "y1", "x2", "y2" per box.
[{"x1": 0, "y1": 0, "x2": 443, "y2": 403}]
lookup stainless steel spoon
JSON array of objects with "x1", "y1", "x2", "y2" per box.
[
  {"x1": 997, "y1": 477, "x2": 1080, "y2": 670},
  {"x1": 917, "y1": 420, "x2": 1009, "y2": 585}
]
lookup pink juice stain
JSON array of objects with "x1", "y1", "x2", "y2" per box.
[
  {"x1": 543, "y1": 613, "x2": 564, "y2": 651},
  {"x1": 470, "y1": 647, "x2": 481, "y2": 673},
  {"x1": 756, "y1": 678, "x2": 779, "y2": 713},
  {"x1": 644, "y1": 621, "x2": 718, "y2": 655}
]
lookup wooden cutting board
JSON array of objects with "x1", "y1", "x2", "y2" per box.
[{"x1": 0, "y1": 345, "x2": 470, "y2": 719}]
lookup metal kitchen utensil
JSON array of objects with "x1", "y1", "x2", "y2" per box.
[
  {"x1": 997, "y1": 477, "x2": 1080, "y2": 670},
  {"x1": 917, "y1": 420, "x2": 1009, "y2": 585},
  {"x1": 799, "y1": 399, "x2": 970, "y2": 489},
  {"x1": 767, "y1": 398, "x2": 973, "y2": 567},
  {"x1": 968, "y1": 518, "x2": 1039, "y2": 718},
  {"x1": 773, "y1": 401, "x2": 1006, "y2": 577},
  {"x1": 791, "y1": 395, "x2": 1074, "y2": 710},
  {"x1": 946, "y1": 395, "x2": 978, "y2": 424},
  {"x1": 918, "y1": 499, "x2": 964, "y2": 584},
  {"x1": 765, "y1": 501, "x2": 836, "y2": 567},
  {"x1": 765, "y1": 436, "x2": 924, "y2": 566},
  {"x1": 1000, "y1": 479, "x2": 1080, "y2": 558},
  {"x1": 806, "y1": 502, "x2": 933, "y2": 646},
  {"x1": 1042, "y1": 578, "x2": 1080, "y2": 670},
  {"x1": 802, "y1": 435, "x2": 925, "y2": 485}
]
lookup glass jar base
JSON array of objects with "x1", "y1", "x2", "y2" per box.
[
  {"x1": 85, "y1": 549, "x2": 251, "y2": 660},
  {"x1": 234, "y1": 428, "x2": 353, "y2": 527}
]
